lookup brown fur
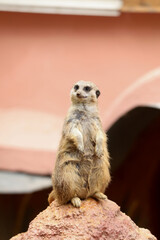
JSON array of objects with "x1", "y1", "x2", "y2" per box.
[{"x1": 48, "y1": 81, "x2": 111, "y2": 207}]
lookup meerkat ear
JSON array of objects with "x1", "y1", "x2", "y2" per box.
[{"x1": 96, "y1": 90, "x2": 100, "y2": 98}]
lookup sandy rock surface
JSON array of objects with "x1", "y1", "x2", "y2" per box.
[{"x1": 11, "y1": 198, "x2": 157, "y2": 240}]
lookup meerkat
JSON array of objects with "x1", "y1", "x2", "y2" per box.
[{"x1": 48, "y1": 80, "x2": 111, "y2": 208}]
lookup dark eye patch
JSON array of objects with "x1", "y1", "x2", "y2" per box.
[
  {"x1": 83, "y1": 86, "x2": 92, "y2": 92},
  {"x1": 96, "y1": 90, "x2": 100, "y2": 98},
  {"x1": 74, "y1": 85, "x2": 79, "y2": 91}
]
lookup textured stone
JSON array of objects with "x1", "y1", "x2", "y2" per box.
[{"x1": 11, "y1": 198, "x2": 157, "y2": 240}]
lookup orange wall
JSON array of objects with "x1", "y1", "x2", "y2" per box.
[{"x1": 0, "y1": 12, "x2": 160, "y2": 118}]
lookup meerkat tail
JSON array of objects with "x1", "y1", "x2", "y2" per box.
[{"x1": 48, "y1": 190, "x2": 55, "y2": 204}]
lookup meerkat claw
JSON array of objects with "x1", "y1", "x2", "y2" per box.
[
  {"x1": 78, "y1": 143, "x2": 84, "y2": 154},
  {"x1": 95, "y1": 149, "x2": 103, "y2": 158},
  {"x1": 95, "y1": 145, "x2": 103, "y2": 158},
  {"x1": 93, "y1": 192, "x2": 107, "y2": 200},
  {"x1": 71, "y1": 197, "x2": 81, "y2": 208}
]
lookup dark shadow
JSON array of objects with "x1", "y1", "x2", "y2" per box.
[
  {"x1": 106, "y1": 106, "x2": 160, "y2": 239},
  {"x1": 0, "y1": 188, "x2": 51, "y2": 240}
]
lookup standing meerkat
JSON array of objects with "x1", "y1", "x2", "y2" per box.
[{"x1": 48, "y1": 80, "x2": 111, "y2": 207}]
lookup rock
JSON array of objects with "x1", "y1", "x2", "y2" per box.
[{"x1": 10, "y1": 198, "x2": 157, "y2": 240}]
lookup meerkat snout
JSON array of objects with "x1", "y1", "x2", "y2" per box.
[{"x1": 76, "y1": 92, "x2": 81, "y2": 98}]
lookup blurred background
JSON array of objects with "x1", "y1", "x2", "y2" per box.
[{"x1": 0, "y1": 0, "x2": 160, "y2": 239}]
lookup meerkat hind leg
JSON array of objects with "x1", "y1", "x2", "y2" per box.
[
  {"x1": 71, "y1": 197, "x2": 81, "y2": 208},
  {"x1": 92, "y1": 192, "x2": 107, "y2": 200}
]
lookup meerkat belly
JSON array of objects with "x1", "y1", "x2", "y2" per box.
[
  {"x1": 81, "y1": 120, "x2": 96, "y2": 156},
  {"x1": 73, "y1": 160, "x2": 92, "y2": 199},
  {"x1": 73, "y1": 120, "x2": 97, "y2": 198}
]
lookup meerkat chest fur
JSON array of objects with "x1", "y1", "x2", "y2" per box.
[{"x1": 66, "y1": 105, "x2": 100, "y2": 156}]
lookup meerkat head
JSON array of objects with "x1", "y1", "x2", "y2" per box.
[{"x1": 70, "y1": 80, "x2": 100, "y2": 104}]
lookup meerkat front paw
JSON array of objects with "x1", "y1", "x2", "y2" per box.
[
  {"x1": 95, "y1": 144, "x2": 103, "y2": 158},
  {"x1": 78, "y1": 142, "x2": 84, "y2": 153},
  {"x1": 71, "y1": 128, "x2": 84, "y2": 153},
  {"x1": 71, "y1": 197, "x2": 81, "y2": 207}
]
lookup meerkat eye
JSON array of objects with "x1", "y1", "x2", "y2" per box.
[
  {"x1": 83, "y1": 86, "x2": 91, "y2": 92},
  {"x1": 74, "y1": 85, "x2": 79, "y2": 91}
]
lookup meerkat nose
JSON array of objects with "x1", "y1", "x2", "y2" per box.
[{"x1": 77, "y1": 93, "x2": 81, "y2": 97}]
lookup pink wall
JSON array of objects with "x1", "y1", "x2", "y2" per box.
[
  {"x1": 0, "y1": 12, "x2": 160, "y2": 174},
  {"x1": 0, "y1": 12, "x2": 160, "y2": 117}
]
